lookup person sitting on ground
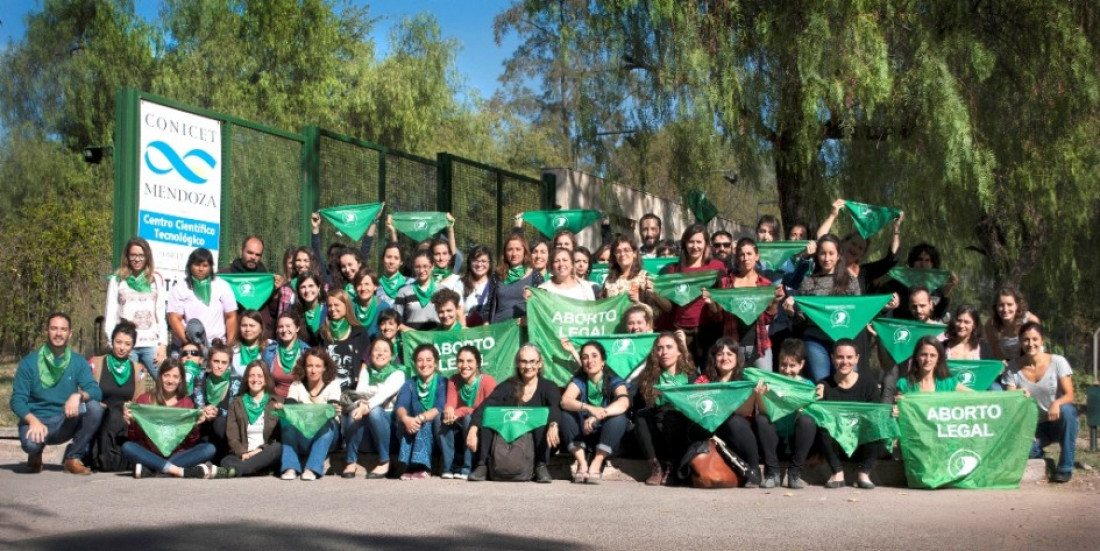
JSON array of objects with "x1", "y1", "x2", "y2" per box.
[
  {"x1": 753, "y1": 339, "x2": 818, "y2": 490},
  {"x1": 278, "y1": 347, "x2": 343, "y2": 481},
  {"x1": 90, "y1": 321, "x2": 146, "y2": 472},
  {"x1": 814, "y1": 339, "x2": 883, "y2": 490},
  {"x1": 221, "y1": 360, "x2": 283, "y2": 476},
  {"x1": 392, "y1": 344, "x2": 447, "y2": 480},
  {"x1": 193, "y1": 339, "x2": 241, "y2": 461},
  {"x1": 439, "y1": 346, "x2": 497, "y2": 480},
  {"x1": 633, "y1": 332, "x2": 697, "y2": 486},
  {"x1": 695, "y1": 337, "x2": 763, "y2": 487},
  {"x1": 559, "y1": 342, "x2": 630, "y2": 484}
]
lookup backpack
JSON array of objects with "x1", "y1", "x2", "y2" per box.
[
  {"x1": 680, "y1": 436, "x2": 748, "y2": 489},
  {"x1": 489, "y1": 431, "x2": 535, "y2": 482}
]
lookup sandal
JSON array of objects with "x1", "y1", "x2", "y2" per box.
[
  {"x1": 572, "y1": 469, "x2": 588, "y2": 484},
  {"x1": 586, "y1": 472, "x2": 602, "y2": 485}
]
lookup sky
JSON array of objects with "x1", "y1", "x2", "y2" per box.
[{"x1": 0, "y1": 0, "x2": 519, "y2": 100}]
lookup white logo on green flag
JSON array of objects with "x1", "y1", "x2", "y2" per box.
[
  {"x1": 948, "y1": 449, "x2": 981, "y2": 477},
  {"x1": 830, "y1": 310, "x2": 850, "y2": 328},
  {"x1": 614, "y1": 339, "x2": 635, "y2": 356},
  {"x1": 893, "y1": 327, "x2": 911, "y2": 344},
  {"x1": 506, "y1": 410, "x2": 529, "y2": 423},
  {"x1": 553, "y1": 216, "x2": 567, "y2": 228},
  {"x1": 402, "y1": 322, "x2": 522, "y2": 381},
  {"x1": 696, "y1": 398, "x2": 718, "y2": 416},
  {"x1": 343, "y1": 212, "x2": 355, "y2": 223},
  {"x1": 239, "y1": 282, "x2": 254, "y2": 296}
]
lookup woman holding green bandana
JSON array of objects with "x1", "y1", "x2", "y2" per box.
[
  {"x1": 222, "y1": 360, "x2": 283, "y2": 476},
  {"x1": 487, "y1": 233, "x2": 536, "y2": 323},
  {"x1": 233, "y1": 311, "x2": 271, "y2": 379},
  {"x1": 430, "y1": 236, "x2": 463, "y2": 293},
  {"x1": 343, "y1": 337, "x2": 407, "y2": 479},
  {"x1": 293, "y1": 272, "x2": 327, "y2": 347},
  {"x1": 393, "y1": 251, "x2": 442, "y2": 331},
  {"x1": 105, "y1": 237, "x2": 167, "y2": 377},
  {"x1": 262, "y1": 312, "x2": 311, "y2": 399},
  {"x1": 279, "y1": 347, "x2": 343, "y2": 481},
  {"x1": 392, "y1": 344, "x2": 447, "y2": 480},
  {"x1": 376, "y1": 242, "x2": 408, "y2": 304},
  {"x1": 168, "y1": 247, "x2": 239, "y2": 350},
  {"x1": 321, "y1": 289, "x2": 369, "y2": 391},
  {"x1": 194, "y1": 339, "x2": 241, "y2": 461}
]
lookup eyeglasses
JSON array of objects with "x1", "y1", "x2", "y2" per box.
[
  {"x1": 180, "y1": 349, "x2": 203, "y2": 358},
  {"x1": 516, "y1": 359, "x2": 540, "y2": 368},
  {"x1": 713, "y1": 242, "x2": 732, "y2": 249},
  {"x1": 128, "y1": 254, "x2": 146, "y2": 259}
]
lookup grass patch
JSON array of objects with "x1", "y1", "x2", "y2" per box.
[{"x1": 1, "y1": 362, "x2": 16, "y2": 427}]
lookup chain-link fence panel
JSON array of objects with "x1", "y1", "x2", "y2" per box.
[
  {"x1": 316, "y1": 133, "x2": 382, "y2": 260},
  {"x1": 449, "y1": 158, "x2": 501, "y2": 254}
]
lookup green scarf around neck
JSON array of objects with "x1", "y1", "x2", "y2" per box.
[
  {"x1": 586, "y1": 377, "x2": 605, "y2": 407},
  {"x1": 368, "y1": 364, "x2": 400, "y2": 386},
  {"x1": 378, "y1": 272, "x2": 406, "y2": 299},
  {"x1": 239, "y1": 343, "x2": 260, "y2": 367},
  {"x1": 37, "y1": 346, "x2": 72, "y2": 388},
  {"x1": 329, "y1": 317, "x2": 351, "y2": 341},
  {"x1": 504, "y1": 265, "x2": 527, "y2": 285},
  {"x1": 459, "y1": 374, "x2": 481, "y2": 407},
  {"x1": 125, "y1": 273, "x2": 152, "y2": 293},
  {"x1": 243, "y1": 392, "x2": 269, "y2": 425},
  {"x1": 204, "y1": 369, "x2": 231, "y2": 406},
  {"x1": 431, "y1": 266, "x2": 453, "y2": 284},
  {"x1": 303, "y1": 303, "x2": 323, "y2": 333},
  {"x1": 192, "y1": 276, "x2": 212, "y2": 305},
  {"x1": 417, "y1": 374, "x2": 438, "y2": 411},
  {"x1": 412, "y1": 278, "x2": 436, "y2": 307},
  {"x1": 277, "y1": 343, "x2": 300, "y2": 374},
  {"x1": 354, "y1": 297, "x2": 379, "y2": 328},
  {"x1": 105, "y1": 354, "x2": 134, "y2": 387}
]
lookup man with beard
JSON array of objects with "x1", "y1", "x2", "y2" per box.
[
  {"x1": 638, "y1": 214, "x2": 662, "y2": 258},
  {"x1": 222, "y1": 236, "x2": 282, "y2": 338}
]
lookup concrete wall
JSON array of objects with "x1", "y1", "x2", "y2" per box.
[{"x1": 542, "y1": 167, "x2": 748, "y2": 252}]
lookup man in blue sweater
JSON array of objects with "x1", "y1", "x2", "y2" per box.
[{"x1": 9, "y1": 312, "x2": 104, "y2": 474}]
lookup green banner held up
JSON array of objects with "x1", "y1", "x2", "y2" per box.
[
  {"x1": 390, "y1": 212, "x2": 451, "y2": 242},
  {"x1": 655, "y1": 381, "x2": 756, "y2": 433},
  {"x1": 871, "y1": 317, "x2": 948, "y2": 364},
  {"x1": 888, "y1": 267, "x2": 952, "y2": 292},
  {"x1": 684, "y1": 190, "x2": 718, "y2": 225},
  {"x1": 482, "y1": 406, "x2": 550, "y2": 442},
  {"x1": 804, "y1": 401, "x2": 899, "y2": 455},
  {"x1": 274, "y1": 403, "x2": 336, "y2": 439},
  {"x1": 794, "y1": 294, "x2": 893, "y2": 341},
  {"x1": 897, "y1": 391, "x2": 1037, "y2": 489},
  {"x1": 844, "y1": 200, "x2": 902, "y2": 239},
  {"x1": 522, "y1": 210, "x2": 602, "y2": 237},
  {"x1": 757, "y1": 242, "x2": 809, "y2": 271},
  {"x1": 128, "y1": 404, "x2": 201, "y2": 457},
  {"x1": 568, "y1": 333, "x2": 657, "y2": 379},
  {"x1": 402, "y1": 321, "x2": 522, "y2": 381},
  {"x1": 526, "y1": 287, "x2": 630, "y2": 386},
  {"x1": 218, "y1": 273, "x2": 276, "y2": 310},
  {"x1": 742, "y1": 367, "x2": 818, "y2": 424},
  {"x1": 588, "y1": 263, "x2": 610, "y2": 286},
  {"x1": 651, "y1": 270, "x2": 721, "y2": 306},
  {"x1": 947, "y1": 360, "x2": 1004, "y2": 391},
  {"x1": 642, "y1": 256, "x2": 679, "y2": 274},
  {"x1": 319, "y1": 202, "x2": 384, "y2": 241},
  {"x1": 708, "y1": 287, "x2": 776, "y2": 325}
]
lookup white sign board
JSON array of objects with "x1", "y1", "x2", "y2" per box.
[{"x1": 136, "y1": 100, "x2": 223, "y2": 286}]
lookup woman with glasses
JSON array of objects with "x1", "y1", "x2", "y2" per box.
[
  {"x1": 601, "y1": 235, "x2": 650, "y2": 304},
  {"x1": 105, "y1": 237, "x2": 168, "y2": 376}
]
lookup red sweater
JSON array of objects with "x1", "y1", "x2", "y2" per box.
[
  {"x1": 126, "y1": 392, "x2": 201, "y2": 457},
  {"x1": 445, "y1": 374, "x2": 497, "y2": 419},
  {"x1": 661, "y1": 260, "x2": 727, "y2": 330}
]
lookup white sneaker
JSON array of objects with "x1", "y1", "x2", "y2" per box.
[
  {"x1": 134, "y1": 464, "x2": 143, "y2": 479},
  {"x1": 301, "y1": 470, "x2": 317, "y2": 481},
  {"x1": 441, "y1": 472, "x2": 455, "y2": 480},
  {"x1": 281, "y1": 470, "x2": 297, "y2": 481},
  {"x1": 453, "y1": 473, "x2": 468, "y2": 480}
]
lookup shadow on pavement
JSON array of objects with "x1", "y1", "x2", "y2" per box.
[{"x1": 7, "y1": 522, "x2": 594, "y2": 551}]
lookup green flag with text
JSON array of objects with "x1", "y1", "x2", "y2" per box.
[
  {"x1": 402, "y1": 322, "x2": 522, "y2": 381},
  {"x1": 129, "y1": 404, "x2": 201, "y2": 456},
  {"x1": 804, "y1": 401, "x2": 899, "y2": 455},
  {"x1": 526, "y1": 287, "x2": 630, "y2": 385},
  {"x1": 844, "y1": 200, "x2": 901, "y2": 239},
  {"x1": 218, "y1": 273, "x2": 276, "y2": 310},
  {"x1": 319, "y1": 202, "x2": 384, "y2": 241},
  {"x1": 568, "y1": 333, "x2": 657, "y2": 379},
  {"x1": 795, "y1": 295, "x2": 892, "y2": 341},
  {"x1": 897, "y1": 391, "x2": 1037, "y2": 489},
  {"x1": 274, "y1": 403, "x2": 336, "y2": 439},
  {"x1": 651, "y1": 270, "x2": 721, "y2": 306},
  {"x1": 708, "y1": 287, "x2": 776, "y2": 325},
  {"x1": 871, "y1": 317, "x2": 948, "y2": 363},
  {"x1": 757, "y1": 242, "x2": 809, "y2": 271},
  {"x1": 522, "y1": 210, "x2": 602, "y2": 237},
  {"x1": 482, "y1": 407, "x2": 550, "y2": 442},
  {"x1": 656, "y1": 381, "x2": 756, "y2": 433},
  {"x1": 947, "y1": 360, "x2": 1004, "y2": 391}
]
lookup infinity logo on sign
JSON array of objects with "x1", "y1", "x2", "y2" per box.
[{"x1": 144, "y1": 141, "x2": 217, "y2": 184}]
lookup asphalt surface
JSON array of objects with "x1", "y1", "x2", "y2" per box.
[{"x1": 2, "y1": 460, "x2": 1098, "y2": 551}]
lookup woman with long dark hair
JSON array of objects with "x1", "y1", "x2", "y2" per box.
[
  {"x1": 167, "y1": 247, "x2": 238, "y2": 347},
  {"x1": 633, "y1": 332, "x2": 697, "y2": 486},
  {"x1": 559, "y1": 342, "x2": 629, "y2": 484}
]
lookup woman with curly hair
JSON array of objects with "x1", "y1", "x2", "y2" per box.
[
  {"x1": 634, "y1": 332, "x2": 697, "y2": 486},
  {"x1": 278, "y1": 347, "x2": 343, "y2": 481}
]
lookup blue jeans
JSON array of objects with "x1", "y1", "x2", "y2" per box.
[
  {"x1": 439, "y1": 416, "x2": 473, "y2": 475},
  {"x1": 803, "y1": 336, "x2": 834, "y2": 383},
  {"x1": 560, "y1": 412, "x2": 628, "y2": 455},
  {"x1": 19, "y1": 401, "x2": 104, "y2": 460},
  {"x1": 131, "y1": 346, "x2": 159, "y2": 379},
  {"x1": 121, "y1": 441, "x2": 215, "y2": 473},
  {"x1": 343, "y1": 407, "x2": 393, "y2": 464},
  {"x1": 282, "y1": 420, "x2": 338, "y2": 476},
  {"x1": 1032, "y1": 403, "x2": 1078, "y2": 474},
  {"x1": 397, "y1": 417, "x2": 439, "y2": 470}
]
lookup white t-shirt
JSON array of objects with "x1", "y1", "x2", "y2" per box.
[
  {"x1": 538, "y1": 279, "x2": 595, "y2": 301},
  {"x1": 1002, "y1": 355, "x2": 1072, "y2": 411}
]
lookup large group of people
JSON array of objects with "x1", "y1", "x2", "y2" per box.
[{"x1": 10, "y1": 201, "x2": 1078, "y2": 487}]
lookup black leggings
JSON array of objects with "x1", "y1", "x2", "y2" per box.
[
  {"x1": 755, "y1": 413, "x2": 817, "y2": 471},
  {"x1": 714, "y1": 414, "x2": 759, "y2": 468},
  {"x1": 634, "y1": 405, "x2": 696, "y2": 464},
  {"x1": 220, "y1": 443, "x2": 283, "y2": 476},
  {"x1": 818, "y1": 430, "x2": 884, "y2": 474}
]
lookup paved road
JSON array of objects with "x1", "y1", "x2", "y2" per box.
[{"x1": 2, "y1": 461, "x2": 1097, "y2": 551}]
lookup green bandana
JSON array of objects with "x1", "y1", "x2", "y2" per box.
[
  {"x1": 803, "y1": 401, "x2": 899, "y2": 455},
  {"x1": 481, "y1": 406, "x2": 550, "y2": 442},
  {"x1": 642, "y1": 256, "x2": 679, "y2": 274},
  {"x1": 684, "y1": 190, "x2": 718, "y2": 225},
  {"x1": 888, "y1": 267, "x2": 952, "y2": 292},
  {"x1": 128, "y1": 404, "x2": 202, "y2": 456},
  {"x1": 504, "y1": 265, "x2": 527, "y2": 285},
  {"x1": 328, "y1": 317, "x2": 351, "y2": 341},
  {"x1": 794, "y1": 294, "x2": 893, "y2": 341},
  {"x1": 391, "y1": 211, "x2": 451, "y2": 242},
  {"x1": 654, "y1": 371, "x2": 689, "y2": 407},
  {"x1": 586, "y1": 378, "x2": 605, "y2": 407},
  {"x1": 318, "y1": 202, "x2": 384, "y2": 241},
  {"x1": 459, "y1": 374, "x2": 482, "y2": 408},
  {"x1": 844, "y1": 200, "x2": 902, "y2": 239},
  {"x1": 588, "y1": 264, "x2": 610, "y2": 286},
  {"x1": 219, "y1": 273, "x2": 275, "y2": 310},
  {"x1": 743, "y1": 367, "x2": 818, "y2": 436},
  {"x1": 368, "y1": 364, "x2": 400, "y2": 386},
  {"x1": 655, "y1": 380, "x2": 756, "y2": 432},
  {"x1": 412, "y1": 278, "x2": 436, "y2": 307},
  {"x1": 521, "y1": 209, "x2": 602, "y2": 238},
  {"x1": 708, "y1": 286, "x2": 777, "y2": 325},
  {"x1": 870, "y1": 317, "x2": 948, "y2": 364},
  {"x1": 273, "y1": 403, "x2": 336, "y2": 439},
  {"x1": 183, "y1": 360, "x2": 203, "y2": 395},
  {"x1": 277, "y1": 344, "x2": 300, "y2": 374},
  {"x1": 431, "y1": 267, "x2": 453, "y2": 284},
  {"x1": 344, "y1": 283, "x2": 357, "y2": 301},
  {"x1": 569, "y1": 333, "x2": 657, "y2": 379},
  {"x1": 525, "y1": 288, "x2": 631, "y2": 386},
  {"x1": 36, "y1": 346, "x2": 71, "y2": 388},
  {"x1": 417, "y1": 374, "x2": 439, "y2": 411},
  {"x1": 757, "y1": 242, "x2": 810, "y2": 271},
  {"x1": 303, "y1": 303, "x2": 323, "y2": 333},
  {"x1": 243, "y1": 392, "x2": 269, "y2": 425},
  {"x1": 239, "y1": 343, "x2": 260, "y2": 367},
  {"x1": 354, "y1": 297, "x2": 379, "y2": 328},
  {"x1": 651, "y1": 270, "x2": 721, "y2": 306},
  {"x1": 378, "y1": 272, "x2": 406, "y2": 299},
  {"x1": 946, "y1": 360, "x2": 1004, "y2": 391},
  {"x1": 105, "y1": 354, "x2": 133, "y2": 387},
  {"x1": 204, "y1": 369, "x2": 231, "y2": 407},
  {"x1": 192, "y1": 276, "x2": 212, "y2": 306},
  {"x1": 125, "y1": 273, "x2": 153, "y2": 293}
]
